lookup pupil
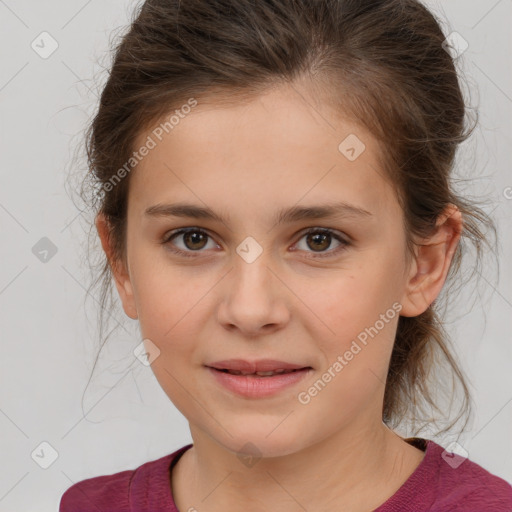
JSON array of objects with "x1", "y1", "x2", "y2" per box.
[
  {"x1": 185, "y1": 231, "x2": 207, "y2": 250},
  {"x1": 307, "y1": 232, "x2": 330, "y2": 251},
  {"x1": 182, "y1": 231, "x2": 331, "y2": 252}
]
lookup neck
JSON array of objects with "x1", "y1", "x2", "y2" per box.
[{"x1": 172, "y1": 419, "x2": 425, "y2": 512}]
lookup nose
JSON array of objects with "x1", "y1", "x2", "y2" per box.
[{"x1": 216, "y1": 254, "x2": 291, "y2": 337}]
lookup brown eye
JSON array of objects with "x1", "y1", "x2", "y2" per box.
[
  {"x1": 163, "y1": 228, "x2": 218, "y2": 257},
  {"x1": 306, "y1": 231, "x2": 331, "y2": 252},
  {"x1": 294, "y1": 228, "x2": 349, "y2": 258},
  {"x1": 182, "y1": 230, "x2": 208, "y2": 250}
]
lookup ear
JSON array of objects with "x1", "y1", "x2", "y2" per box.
[
  {"x1": 95, "y1": 213, "x2": 138, "y2": 320},
  {"x1": 400, "y1": 205, "x2": 462, "y2": 317}
]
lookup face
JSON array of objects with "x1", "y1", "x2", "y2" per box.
[{"x1": 100, "y1": 82, "x2": 452, "y2": 458}]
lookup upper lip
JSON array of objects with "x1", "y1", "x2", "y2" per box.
[{"x1": 206, "y1": 359, "x2": 312, "y2": 373}]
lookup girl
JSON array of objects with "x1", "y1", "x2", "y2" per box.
[{"x1": 60, "y1": 0, "x2": 512, "y2": 510}]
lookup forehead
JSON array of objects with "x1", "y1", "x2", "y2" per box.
[{"x1": 129, "y1": 84, "x2": 399, "y2": 224}]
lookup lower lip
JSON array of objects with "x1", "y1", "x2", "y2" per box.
[{"x1": 206, "y1": 367, "x2": 312, "y2": 398}]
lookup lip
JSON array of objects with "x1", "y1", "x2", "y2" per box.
[
  {"x1": 205, "y1": 359, "x2": 313, "y2": 398},
  {"x1": 206, "y1": 359, "x2": 311, "y2": 373}
]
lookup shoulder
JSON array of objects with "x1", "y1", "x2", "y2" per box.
[
  {"x1": 426, "y1": 440, "x2": 512, "y2": 512},
  {"x1": 59, "y1": 444, "x2": 192, "y2": 512},
  {"x1": 59, "y1": 466, "x2": 136, "y2": 512},
  {"x1": 377, "y1": 438, "x2": 512, "y2": 512}
]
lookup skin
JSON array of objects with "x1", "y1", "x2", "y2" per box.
[{"x1": 96, "y1": 81, "x2": 462, "y2": 512}]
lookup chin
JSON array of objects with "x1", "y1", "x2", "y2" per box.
[{"x1": 209, "y1": 422, "x2": 310, "y2": 460}]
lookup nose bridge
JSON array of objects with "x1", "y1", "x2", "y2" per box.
[
  {"x1": 217, "y1": 238, "x2": 289, "y2": 334},
  {"x1": 230, "y1": 242, "x2": 275, "y2": 304}
]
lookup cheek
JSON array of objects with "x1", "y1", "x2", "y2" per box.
[
  {"x1": 129, "y1": 255, "x2": 201, "y2": 346},
  {"x1": 300, "y1": 283, "x2": 399, "y2": 421},
  {"x1": 298, "y1": 256, "x2": 402, "y2": 385},
  {"x1": 302, "y1": 263, "x2": 399, "y2": 337},
  {"x1": 130, "y1": 264, "x2": 207, "y2": 413}
]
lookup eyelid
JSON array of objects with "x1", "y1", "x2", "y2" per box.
[
  {"x1": 296, "y1": 226, "x2": 350, "y2": 243},
  {"x1": 162, "y1": 227, "x2": 220, "y2": 257},
  {"x1": 162, "y1": 226, "x2": 350, "y2": 258},
  {"x1": 292, "y1": 227, "x2": 350, "y2": 258}
]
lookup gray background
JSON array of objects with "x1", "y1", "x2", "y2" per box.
[{"x1": 0, "y1": 0, "x2": 511, "y2": 510}]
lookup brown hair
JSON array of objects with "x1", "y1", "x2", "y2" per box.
[{"x1": 79, "y1": 0, "x2": 497, "y2": 434}]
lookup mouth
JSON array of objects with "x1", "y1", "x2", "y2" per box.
[
  {"x1": 209, "y1": 368, "x2": 311, "y2": 377},
  {"x1": 205, "y1": 358, "x2": 313, "y2": 374},
  {"x1": 204, "y1": 359, "x2": 313, "y2": 398}
]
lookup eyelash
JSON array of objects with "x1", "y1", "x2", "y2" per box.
[{"x1": 161, "y1": 227, "x2": 350, "y2": 259}]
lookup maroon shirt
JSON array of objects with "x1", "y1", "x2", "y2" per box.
[{"x1": 60, "y1": 438, "x2": 512, "y2": 511}]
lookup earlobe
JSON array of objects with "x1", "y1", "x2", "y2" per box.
[
  {"x1": 400, "y1": 205, "x2": 462, "y2": 318},
  {"x1": 116, "y1": 277, "x2": 138, "y2": 320},
  {"x1": 95, "y1": 213, "x2": 138, "y2": 320}
]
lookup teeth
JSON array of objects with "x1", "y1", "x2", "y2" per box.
[{"x1": 223, "y1": 368, "x2": 296, "y2": 376}]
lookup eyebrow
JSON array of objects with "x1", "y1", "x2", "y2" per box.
[{"x1": 144, "y1": 201, "x2": 372, "y2": 226}]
